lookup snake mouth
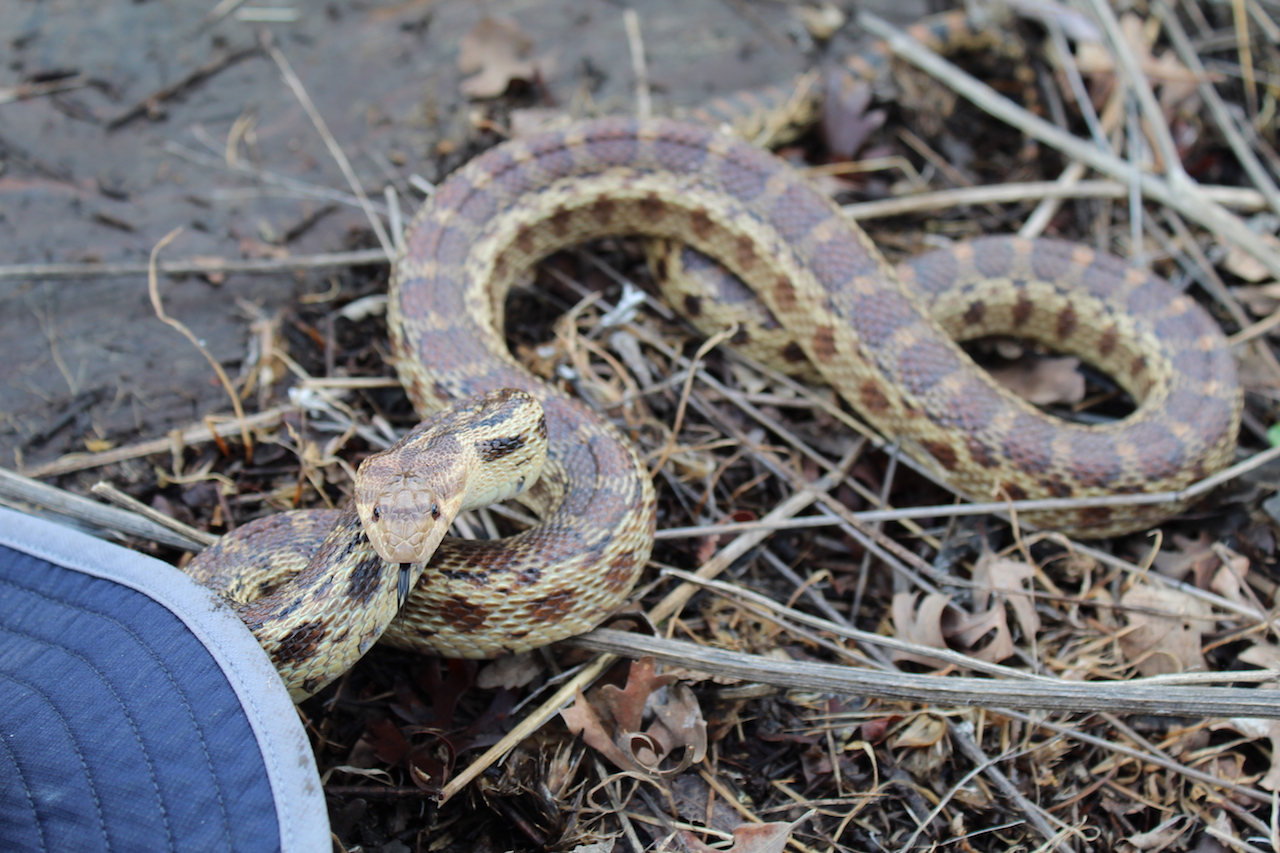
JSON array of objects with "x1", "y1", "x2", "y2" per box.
[{"x1": 397, "y1": 563, "x2": 413, "y2": 610}]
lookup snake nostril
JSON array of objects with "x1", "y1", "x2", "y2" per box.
[
  {"x1": 430, "y1": 503, "x2": 440, "y2": 521},
  {"x1": 371, "y1": 506, "x2": 382, "y2": 522}
]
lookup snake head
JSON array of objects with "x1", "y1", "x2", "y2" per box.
[{"x1": 355, "y1": 453, "x2": 465, "y2": 565}]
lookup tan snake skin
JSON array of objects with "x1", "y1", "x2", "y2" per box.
[{"x1": 185, "y1": 17, "x2": 1242, "y2": 700}]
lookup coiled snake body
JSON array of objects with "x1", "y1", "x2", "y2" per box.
[{"x1": 187, "y1": 26, "x2": 1241, "y2": 701}]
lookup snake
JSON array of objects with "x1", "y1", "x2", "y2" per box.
[{"x1": 183, "y1": 16, "x2": 1242, "y2": 702}]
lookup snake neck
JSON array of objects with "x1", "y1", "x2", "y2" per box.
[{"x1": 233, "y1": 504, "x2": 421, "y2": 701}]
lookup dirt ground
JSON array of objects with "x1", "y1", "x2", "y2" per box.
[{"x1": 0, "y1": 0, "x2": 927, "y2": 470}]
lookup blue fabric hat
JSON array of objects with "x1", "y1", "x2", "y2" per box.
[{"x1": 0, "y1": 506, "x2": 330, "y2": 852}]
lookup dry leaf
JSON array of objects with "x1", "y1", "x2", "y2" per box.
[
  {"x1": 947, "y1": 606, "x2": 1014, "y2": 663},
  {"x1": 1125, "y1": 815, "x2": 1190, "y2": 850},
  {"x1": 1211, "y1": 718, "x2": 1280, "y2": 790},
  {"x1": 561, "y1": 689, "x2": 640, "y2": 774},
  {"x1": 562, "y1": 657, "x2": 707, "y2": 777},
  {"x1": 1209, "y1": 551, "x2": 1250, "y2": 607},
  {"x1": 973, "y1": 554, "x2": 1040, "y2": 639},
  {"x1": 458, "y1": 16, "x2": 540, "y2": 99},
  {"x1": 1231, "y1": 282, "x2": 1280, "y2": 316},
  {"x1": 890, "y1": 591, "x2": 952, "y2": 665},
  {"x1": 1224, "y1": 232, "x2": 1280, "y2": 283},
  {"x1": 1238, "y1": 642, "x2": 1280, "y2": 670},
  {"x1": 678, "y1": 812, "x2": 813, "y2": 853},
  {"x1": 890, "y1": 713, "x2": 947, "y2": 749},
  {"x1": 1117, "y1": 584, "x2": 1212, "y2": 676},
  {"x1": 1151, "y1": 531, "x2": 1216, "y2": 581},
  {"x1": 988, "y1": 355, "x2": 1085, "y2": 406},
  {"x1": 946, "y1": 555, "x2": 1038, "y2": 663}
]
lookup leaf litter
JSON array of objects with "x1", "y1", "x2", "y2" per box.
[{"x1": 28, "y1": 1, "x2": 1280, "y2": 851}]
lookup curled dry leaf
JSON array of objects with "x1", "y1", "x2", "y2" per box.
[
  {"x1": 1124, "y1": 815, "x2": 1190, "y2": 850},
  {"x1": 946, "y1": 554, "x2": 1040, "y2": 663},
  {"x1": 679, "y1": 811, "x2": 814, "y2": 853},
  {"x1": 890, "y1": 591, "x2": 952, "y2": 666},
  {"x1": 1117, "y1": 584, "x2": 1212, "y2": 677},
  {"x1": 988, "y1": 355, "x2": 1085, "y2": 406},
  {"x1": 1211, "y1": 717, "x2": 1280, "y2": 790},
  {"x1": 1224, "y1": 231, "x2": 1280, "y2": 283},
  {"x1": 561, "y1": 656, "x2": 707, "y2": 777},
  {"x1": 458, "y1": 16, "x2": 541, "y2": 99},
  {"x1": 1231, "y1": 282, "x2": 1280, "y2": 316},
  {"x1": 1151, "y1": 531, "x2": 1216, "y2": 581}
]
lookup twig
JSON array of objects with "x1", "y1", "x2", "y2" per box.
[
  {"x1": 1157, "y1": 0, "x2": 1280, "y2": 216},
  {"x1": 438, "y1": 456, "x2": 856, "y2": 803},
  {"x1": 1082, "y1": 0, "x2": 1183, "y2": 178},
  {"x1": 147, "y1": 228, "x2": 254, "y2": 460},
  {"x1": 18, "y1": 408, "x2": 290, "y2": 479},
  {"x1": 856, "y1": 11, "x2": 1280, "y2": 281},
  {"x1": 568, "y1": 629, "x2": 1280, "y2": 718},
  {"x1": 0, "y1": 74, "x2": 93, "y2": 106},
  {"x1": 0, "y1": 248, "x2": 390, "y2": 281},
  {"x1": 107, "y1": 45, "x2": 261, "y2": 130},
  {"x1": 0, "y1": 467, "x2": 207, "y2": 551},
  {"x1": 90, "y1": 482, "x2": 218, "y2": 546},
  {"x1": 262, "y1": 35, "x2": 394, "y2": 256},
  {"x1": 623, "y1": 9, "x2": 651, "y2": 120}
]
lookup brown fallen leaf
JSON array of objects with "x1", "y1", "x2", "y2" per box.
[
  {"x1": 1117, "y1": 584, "x2": 1212, "y2": 676},
  {"x1": 458, "y1": 16, "x2": 542, "y2": 99},
  {"x1": 890, "y1": 591, "x2": 952, "y2": 666},
  {"x1": 941, "y1": 555, "x2": 1039, "y2": 663},
  {"x1": 678, "y1": 812, "x2": 814, "y2": 853},
  {"x1": 1231, "y1": 282, "x2": 1280, "y2": 316},
  {"x1": 988, "y1": 355, "x2": 1085, "y2": 406},
  {"x1": 562, "y1": 656, "x2": 707, "y2": 777},
  {"x1": 1224, "y1": 232, "x2": 1280, "y2": 283},
  {"x1": 1211, "y1": 718, "x2": 1280, "y2": 790},
  {"x1": 1124, "y1": 815, "x2": 1190, "y2": 851},
  {"x1": 1151, "y1": 531, "x2": 1217, "y2": 581}
]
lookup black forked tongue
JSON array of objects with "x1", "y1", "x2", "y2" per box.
[{"x1": 397, "y1": 563, "x2": 413, "y2": 610}]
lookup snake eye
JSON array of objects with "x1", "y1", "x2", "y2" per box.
[
  {"x1": 371, "y1": 506, "x2": 382, "y2": 522},
  {"x1": 430, "y1": 503, "x2": 440, "y2": 521}
]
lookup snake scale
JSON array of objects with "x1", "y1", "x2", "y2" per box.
[{"x1": 185, "y1": 17, "x2": 1242, "y2": 701}]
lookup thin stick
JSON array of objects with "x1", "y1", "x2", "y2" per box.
[
  {"x1": 0, "y1": 248, "x2": 389, "y2": 281},
  {"x1": 107, "y1": 45, "x2": 260, "y2": 130},
  {"x1": 262, "y1": 36, "x2": 394, "y2": 256},
  {"x1": 569, "y1": 628, "x2": 1280, "y2": 718},
  {"x1": 1157, "y1": 0, "x2": 1280, "y2": 216},
  {"x1": 856, "y1": 11, "x2": 1280, "y2": 281},
  {"x1": 147, "y1": 228, "x2": 254, "y2": 460},
  {"x1": 19, "y1": 408, "x2": 289, "y2": 479},
  {"x1": 90, "y1": 482, "x2": 218, "y2": 546},
  {"x1": 623, "y1": 9, "x2": 651, "y2": 120},
  {"x1": 0, "y1": 467, "x2": 207, "y2": 551}
]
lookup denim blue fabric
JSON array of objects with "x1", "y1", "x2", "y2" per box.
[{"x1": 0, "y1": 506, "x2": 330, "y2": 853}]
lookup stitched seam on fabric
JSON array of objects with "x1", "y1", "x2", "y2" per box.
[
  {"x1": 0, "y1": 514, "x2": 307, "y2": 845},
  {"x1": 0, "y1": 623, "x2": 178, "y2": 852},
  {"x1": 0, "y1": 730, "x2": 48, "y2": 853},
  {"x1": 0, "y1": 673, "x2": 110, "y2": 850},
  {"x1": 0, "y1": 576, "x2": 235, "y2": 850},
  {"x1": 0, "y1": 509, "x2": 318, "y2": 852}
]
